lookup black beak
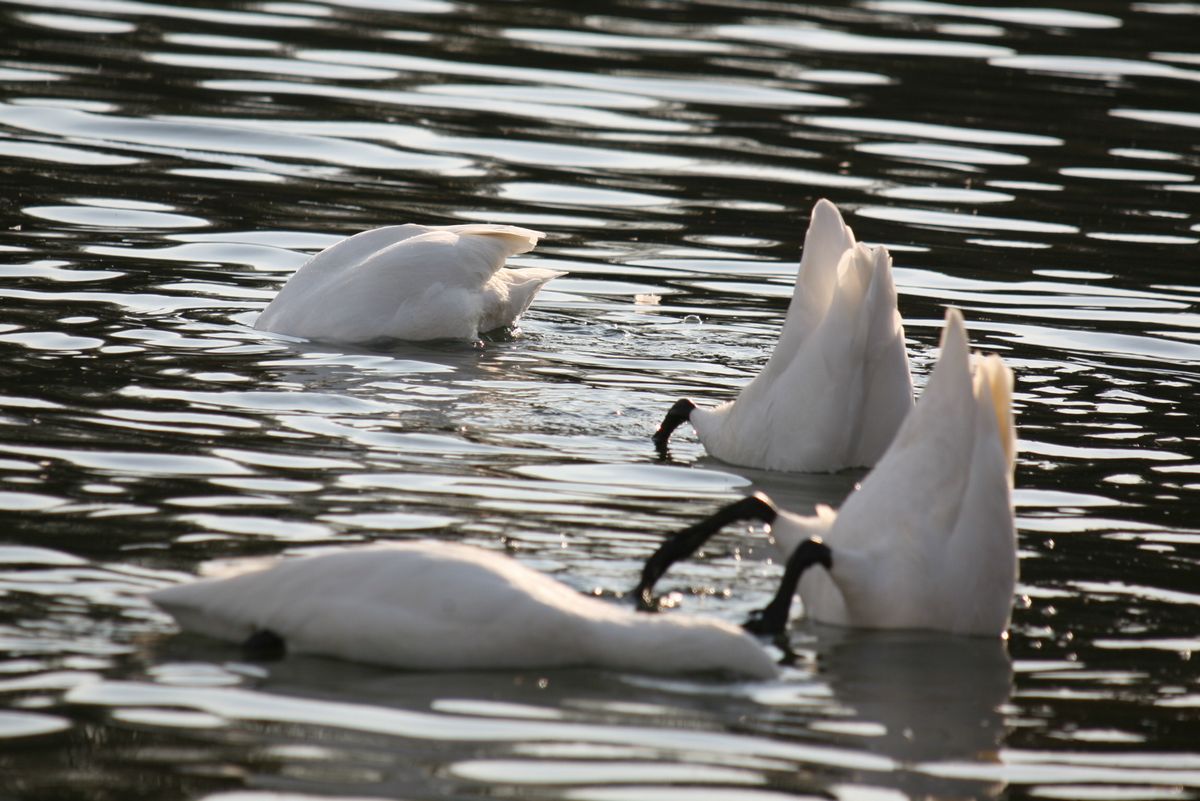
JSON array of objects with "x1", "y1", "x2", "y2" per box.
[
  {"x1": 652, "y1": 398, "x2": 697, "y2": 452},
  {"x1": 743, "y1": 538, "x2": 833, "y2": 637},
  {"x1": 634, "y1": 492, "x2": 778, "y2": 611}
]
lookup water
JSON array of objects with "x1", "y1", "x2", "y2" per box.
[{"x1": 0, "y1": 0, "x2": 1198, "y2": 798}]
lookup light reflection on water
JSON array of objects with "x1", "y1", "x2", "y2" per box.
[{"x1": 0, "y1": 0, "x2": 1198, "y2": 798}]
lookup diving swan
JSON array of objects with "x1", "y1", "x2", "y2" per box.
[
  {"x1": 254, "y1": 223, "x2": 562, "y2": 344},
  {"x1": 640, "y1": 307, "x2": 1017, "y2": 637},
  {"x1": 653, "y1": 199, "x2": 914, "y2": 472}
]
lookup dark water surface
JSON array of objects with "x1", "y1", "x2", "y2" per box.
[{"x1": 1, "y1": 0, "x2": 1199, "y2": 798}]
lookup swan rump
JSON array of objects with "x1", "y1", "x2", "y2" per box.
[
  {"x1": 779, "y1": 307, "x2": 1018, "y2": 635},
  {"x1": 639, "y1": 308, "x2": 1018, "y2": 638},
  {"x1": 150, "y1": 540, "x2": 777, "y2": 679},
  {"x1": 254, "y1": 223, "x2": 564, "y2": 344},
  {"x1": 655, "y1": 198, "x2": 914, "y2": 472}
]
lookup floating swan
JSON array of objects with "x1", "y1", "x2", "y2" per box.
[
  {"x1": 150, "y1": 539, "x2": 778, "y2": 679},
  {"x1": 653, "y1": 199, "x2": 913, "y2": 472},
  {"x1": 254, "y1": 223, "x2": 563, "y2": 344},
  {"x1": 639, "y1": 307, "x2": 1017, "y2": 637}
]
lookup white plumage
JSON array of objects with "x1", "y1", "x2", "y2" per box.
[
  {"x1": 769, "y1": 307, "x2": 1017, "y2": 635},
  {"x1": 638, "y1": 307, "x2": 1016, "y2": 636},
  {"x1": 655, "y1": 198, "x2": 914, "y2": 472},
  {"x1": 254, "y1": 223, "x2": 563, "y2": 344},
  {"x1": 150, "y1": 540, "x2": 778, "y2": 679}
]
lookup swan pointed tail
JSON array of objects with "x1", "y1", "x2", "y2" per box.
[
  {"x1": 974, "y1": 350, "x2": 1016, "y2": 477},
  {"x1": 634, "y1": 492, "x2": 777, "y2": 610},
  {"x1": 481, "y1": 266, "x2": 566, "y2": 333},
  {"x1": 769, "y1": 198, "x2": 858, "y2": 359},
  {"x1": 932, "y1": 306, "x2": 1015, "y2": 476}
]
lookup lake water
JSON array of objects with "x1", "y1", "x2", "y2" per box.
[{"x1": 1, "y1": 0, "x2": 1198, "y2": 798}]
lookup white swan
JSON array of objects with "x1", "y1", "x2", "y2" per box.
[
  {"x1": 254, "y1": 223, "x2": 563, "y2": 344},
  {"x1": 654, "y1": 198, "x2": 914, "y2": 472},
  {"x1": 638, "y1": 307, "x2": 1017, "y2": 637},
  {"x1": 150, "y1": 539, "x2": 778, "y2": 679}
]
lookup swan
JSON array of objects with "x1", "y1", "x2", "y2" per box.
[
  {"x1": 638, "y1": 307, "x2": 1017, "y2": 637},
  {"x1": 254, "y1": 223, "x2": 564, "y2": 344},
  {"x1": 149, "y1": 539, "x2": 778, "y2": 679},
  {"x1": 653, "y1": 198, "x2": 914, "y2": 472}
]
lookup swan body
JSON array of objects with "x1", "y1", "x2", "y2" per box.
[
  {"x1": 654, "y1": 199, "x2": 914, "y2": 472},
  {"x1": 771, "y1": 307, "x2": 1017, "y2": 635},
  {"x1": 150, "y1": 540, "x2": 778, "y2": 679},
  {"x1": 254, "y1": 223, "x2": 563, "y2": 344},
  {"x1": 638, "y1": 308, "x2": 1017, "y2": 637}
]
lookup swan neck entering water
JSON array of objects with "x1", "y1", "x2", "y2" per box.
[
  {"x1": 634, "y1": 492, "x2": 778, "y2": 610},
  {"x1": 743, "y1": 538, "x2": 833, "y2": 636},
  {"x1": 652, "y1": 398, "x2": 697, "y2": 451}
]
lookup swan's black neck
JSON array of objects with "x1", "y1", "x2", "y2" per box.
[
  {"x1": 634, "y1": 492, "x2": 778, "y2": 611},
  {"x1": 652, "y1": 398, "x2": 696, "y2": 452},
  {"x1": 743, "y1": 538, "x2": 832, "y2": 637}
]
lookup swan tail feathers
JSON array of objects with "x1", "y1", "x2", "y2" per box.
[
  {"x1": 796, "y1": 199, "x2": 856, "y2": 308},
  {"x1": 769, "y1": 199, "x2": 858, "y2": 365},
  {"x1": 488, "y1": 267, "x2": 565, "y2": 329},
  {"x1": 445, "y1": 224, "x2": 544, "y2": 257},
  {"x1": 974, "y1": 352, "x2": 1016, "y2": 477},
  {"x1": 944, "y1": 305, "x2": 1015, "y2": 476},
  {"x1": 939, "y1": 307, "x2": 971, "y2": 370}
]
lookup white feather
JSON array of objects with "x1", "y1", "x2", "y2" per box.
[
  {"x1": 686, "y1": 199, "x2": 914, "y2": 472},
  {"x1": 254, "y1": 223, "x2": 563, "y2": 343},
  {"x1": 769, "y1": 307, "x2": 1018, "y2": 635},
  {"x1": 150, "y1": 540, "x2": 778, "y2": 679}
]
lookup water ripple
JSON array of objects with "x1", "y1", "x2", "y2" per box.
[
  {"x1": 0, "y1": 103, "x2": 470, "y2": 172},
  {"x1": 1, "y1": 1, "x2": 1198, "y2": 797}
]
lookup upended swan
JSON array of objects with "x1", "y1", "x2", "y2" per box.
[
  {"x1": 149, "y1": 539, "x2": 778, "y2": 679},
  {"x1": 654, "y1": 199, "x2": 914, "y2": 472},
  {"x1": 638, "y1": 307, "x2": 1017, "y2": 637},
  {"x1": 254, "y1": 223, "x2": 564, "y2": 344}
]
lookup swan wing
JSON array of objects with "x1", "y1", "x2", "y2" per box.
[
  {"x1": 822, "y1": 308, "x2": 1017, "y2": 633},
  {"x1": 151, "y1": 541, "x2": 591, "y2": 670},
  {"x1": 761, "y1": 198, "x2": 856, "y2": 377},
  {"x1": 938, "y1": 353, "x2": 1017, "y2": 635},
  {"x1": 828, "y1": 307, "x2": 974, "y2": 558},
  {"x1": 151, "y1": 541, "x2": 775, "y2": 676},
  {"x1": 846, "y1": 244, "x2": 914, "y2": 465},
  {"x1": 254, "y1": 224, "x2": 544, "y2": 342},
  {"x1": 703, "y1": 242, "x2": 911, "y2": 472}
]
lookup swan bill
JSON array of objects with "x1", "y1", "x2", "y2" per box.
[
  {"x1": 743, "y1": 538, "x2": 832, "y2": 636},
  {"x1": 634, "y1": 492, "x2": 778, "y2": 611},
  {"x1": 652, "y1": 398, "x2": 697, "y2": 452}
]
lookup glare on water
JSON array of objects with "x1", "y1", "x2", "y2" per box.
[{"x1": 0, "y1": 0, "x2": 1198, "y2": 799}]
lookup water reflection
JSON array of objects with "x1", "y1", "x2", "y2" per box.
[{"x1": 816, "y1": 629, "x2": 1013, "y2": 799}]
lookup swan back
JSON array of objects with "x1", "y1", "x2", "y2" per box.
[
  {"x1": 254, "y1": 224, "x2": 550, "y2": 343},
  {"x1": 693, "y1": 202, "x2": 913, "y2": 472},
  {"x1": 812, "y1": 307, "x2": 1017, "y2": 635},
  {"x1": 151, "y1": 541, "x2": 777, "y2": 678}
]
